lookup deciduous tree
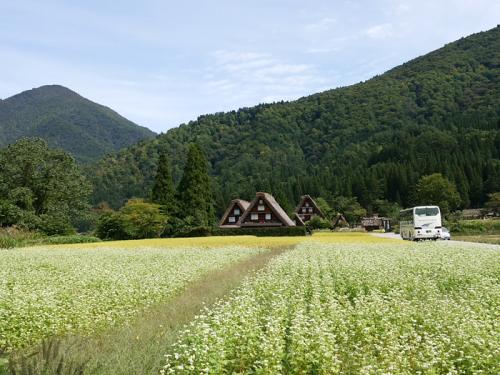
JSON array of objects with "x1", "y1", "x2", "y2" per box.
[{"x1": 416, "y1": 173, "x2": 461, "y2": 214}]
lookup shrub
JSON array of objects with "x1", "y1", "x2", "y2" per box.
[
  {"x1": 306, "y1": 216, "x2": 331, "y2": 230},
  {"x1": 172, "y1": 226, "x2": 212, "y2": 238},
  {"x1": 37, "y1": 213, "x2": 76, "y2": 236},
  {"x1": 448, "y1": 219, "x2": 500, "y2": 235},
  {"x1": 96, "y1": 199, "x2": 167, "y2": 240},
  {"x1": 43, "y1": 235, "x2": 101, "y2": 245},
  {"x1": 96, "y1": 212, "x2": 132, "y2": 240}
]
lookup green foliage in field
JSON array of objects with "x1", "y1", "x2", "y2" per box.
[
  {"x1": 163, "y1": 242, "x2": 499, "y2": 374},
  {"x1": 0, "y1": 85, "x2": 155, "y2": 163},
  {"x1": 0, "y1": 138, "x2": 91, "y2": 235},
  {"x1": 0, "y1": 245, "x2": 264, "y2": 353},
  {"x1": 89, "y1": 27, "x2": 500, "y2": 212}
]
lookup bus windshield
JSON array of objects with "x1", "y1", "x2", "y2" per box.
[{"x1": 414, "y1": 207, "x2": 439, "y2": 216}]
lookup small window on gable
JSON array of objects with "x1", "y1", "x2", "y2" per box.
[
  {"x1": 265, "y1": 213, "x2": 271, "y2": 220},
  {"x1": 258, "y1": 205, "x2": 265, "y2": 211},
  {"x1": 259, "y1": 199, "x2": 263, "y2": 204},
  {"x1": 234, "y1": 208, "x2": 240, "y2": 215},
  {"x1": 251, "y1": 213, "x2": 258, "y2": 220},
  {"x1": 305, "y1": 202, "x2": 310, "y2": 207},
  {"x1": 228, "y1": 216, "x2": 236, "y2": 223}
]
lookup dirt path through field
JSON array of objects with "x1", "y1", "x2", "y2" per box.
[{"x1": 6, "y1": 246, "x2": 289, "y2": 375}]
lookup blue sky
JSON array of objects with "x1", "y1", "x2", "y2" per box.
[{"x1": 1, "y1": 0, "x2": 499, "y2": 133}]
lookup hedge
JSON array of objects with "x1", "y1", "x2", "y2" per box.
[{"x1": 213, "y1": 226, "x2": 309, "y2": 237}]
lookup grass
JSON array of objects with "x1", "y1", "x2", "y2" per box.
[
  {"x1": 448, "y1": 219, "x2": 500, "y2": 235},
  {"x1": 453, "y1": 234, "x2": 500, "y2": 245},
  {"x1": 0, "y1": 228, "x2": 100, "y2": 249}
]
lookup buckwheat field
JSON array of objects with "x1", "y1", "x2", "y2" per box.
[
  {"x1": 0, "y1": 244, "x2": 265, "y2": 352},
  {"x1": 163, "y1": 241, "x2": 499, "y2": 374}
]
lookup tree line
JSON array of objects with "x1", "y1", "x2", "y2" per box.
[{"x1": 0, "y1": 138, "x2": 497, "y2": 239}]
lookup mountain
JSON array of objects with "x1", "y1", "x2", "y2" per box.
[
  {"x1": 90, "y1": 26, "x2": 500, "y2": 212},
  {"x1": 0, "y1": 85, "x2": 156, "y2": 163}
]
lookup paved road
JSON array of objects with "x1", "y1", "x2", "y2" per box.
[{"x1": 370, "y1": 232, "x2": 403, "y2": 240}]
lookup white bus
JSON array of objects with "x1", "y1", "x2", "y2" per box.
[{"x1": 399, "y1": 206, "x2": 442, "y2": 241}]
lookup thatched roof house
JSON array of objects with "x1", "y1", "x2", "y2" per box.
[
  {"x1": 294, "y1": 195, "x2": 325, "y2": 223},
  {"x1": 238, "y1": 192, "x2": 295, "y2": 227},
  {"x1": 219, "y1": 199, "x2": 251, "y2": 228}
]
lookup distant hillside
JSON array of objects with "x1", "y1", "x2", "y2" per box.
[
  {"x1": 90, "y1": 26, "x2": 500, "y2": 211},
  {"x1": 0, "y1": 85, "x2": 156, "y2": 163}
]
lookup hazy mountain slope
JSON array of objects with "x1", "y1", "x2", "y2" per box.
[
  {"x1": 90, "y1": 26, "x2": 500, "y2": 211},
  {"x1": 0, "y1": 85, "x2": 156, "y2": 163}
]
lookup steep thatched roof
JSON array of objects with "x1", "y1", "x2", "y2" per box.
[
  {"x1": 292, "y1": 213, "x2": 306, "y2": 226},
  {"x1": 238, "y1": 192, "x2": 295, "y2": 227}
]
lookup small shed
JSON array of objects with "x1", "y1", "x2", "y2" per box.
[
  {"x1": 361, "y1": 215, "x2": 391, "y2": 231},
  {"x1": 332, "y1": 213, "x2": 349, "y2": 229}
]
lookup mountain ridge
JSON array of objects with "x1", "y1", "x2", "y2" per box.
[
  {"x1": 84, "y1": 26, "x2": 499, "y2": 211},
  {"x1": 0, "y1": 85, "x2": 156, "y2": 163}
]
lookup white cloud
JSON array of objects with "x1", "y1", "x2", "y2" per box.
[
  {"x1": 201, "y1": 49, "x2": 333, "y2": 107},
  {"x1": 304, "y1": 17, "x2": 336, "y2": 33},
  {"x1": 365, "y1": 23, "x2": 394, "y2": 39}
]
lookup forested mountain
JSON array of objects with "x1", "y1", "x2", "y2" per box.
[
  {"x1": 0, "y1": 85, "x2": 155, "y2": 163},
  {"x1": 90, "y1": 26, "x2": 500, "y2": 213}
]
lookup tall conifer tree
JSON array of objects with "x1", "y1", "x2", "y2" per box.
[
  {"x1": 151, "y1": 153, "x2": 176, "y2": 215},
  {"x1": 177, "y1": 144, "x2": 215, "y2": 227}
]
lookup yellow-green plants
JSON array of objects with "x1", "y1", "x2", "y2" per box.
[{"x1": 163, "y1": 241, "x2": 499, "y2": 374}]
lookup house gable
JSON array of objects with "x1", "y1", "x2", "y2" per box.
[
  {"x1": 219, "y1": 199, "x2": 250, "y2": 228},
  {"x1": 294, "y1": 195, "x2": 325, "y2": 222},
  {"x1": 238, "y1": 192, "x2": 295, "y2": 227}
]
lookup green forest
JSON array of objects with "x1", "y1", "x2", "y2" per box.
[{"x1": 88, "y1": 26, "x2": 500, "y2": 215}]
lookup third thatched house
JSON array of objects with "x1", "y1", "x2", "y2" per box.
[{"x1": 294, "y1": 195, "x2": 325, "y2": 223}]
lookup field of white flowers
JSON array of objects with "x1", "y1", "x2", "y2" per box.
[
  {"x1": 163, "y1": 241, "x2": 499, "y2": 374},
  {"x1": 0, "y1": 245, "x2": 264, "y2": 353}
]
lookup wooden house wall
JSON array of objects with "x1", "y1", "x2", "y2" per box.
[
  {"x1": 241, "y1": 198, "x2": 283, "y2": 226},
  {"x1": 222, "y1": 203, "x2": 245, "y2": 225}
]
